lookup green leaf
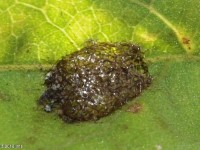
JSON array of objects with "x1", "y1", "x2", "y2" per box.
[{"x1": 0, "y1": 0, "x2": 200, "y2": 149}]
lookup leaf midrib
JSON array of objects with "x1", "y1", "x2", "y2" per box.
[{"x1": 0, "y1": 55, "x2": 199, "y2": 71}]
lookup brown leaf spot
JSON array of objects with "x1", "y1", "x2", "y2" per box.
[
  {"x1": 182, "y1": 37, "x2": 190, "y2": 45},
  {"x1": 25, "y1": 136, "x2": 37, "y2": 144},
  {"x1": 156, "y1": 117, "x2": 169, "y2": 130},
  {"x1": 0, "y1": 92, "x2": 9, "y2": 101},
  {"x1": 127, "y1": 103, "x2": 143, "y2": 113},
  {"x1": 121, "y1": 124, "x2": 129, "y2": 130}
]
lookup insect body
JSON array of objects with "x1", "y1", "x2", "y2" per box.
[{"x1": 38, "y1": 42, "x2": 152, "y2": 122}]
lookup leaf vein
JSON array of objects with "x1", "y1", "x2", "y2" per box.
[{"x1": 131, "y1": 0, "x2": 191, "y2": 54}]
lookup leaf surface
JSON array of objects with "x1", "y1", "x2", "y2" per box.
[{"x1": 0, "y1": 0, "x2": 200, "y2": 149}]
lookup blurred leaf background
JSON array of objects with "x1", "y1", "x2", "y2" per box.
[{"x1": 0, "y1": 0, "x2": 200, "y2": 149}]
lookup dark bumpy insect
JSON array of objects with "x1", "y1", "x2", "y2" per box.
[{"x1": 38, "y1": 42, "x2": 152, "y2": 122}]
